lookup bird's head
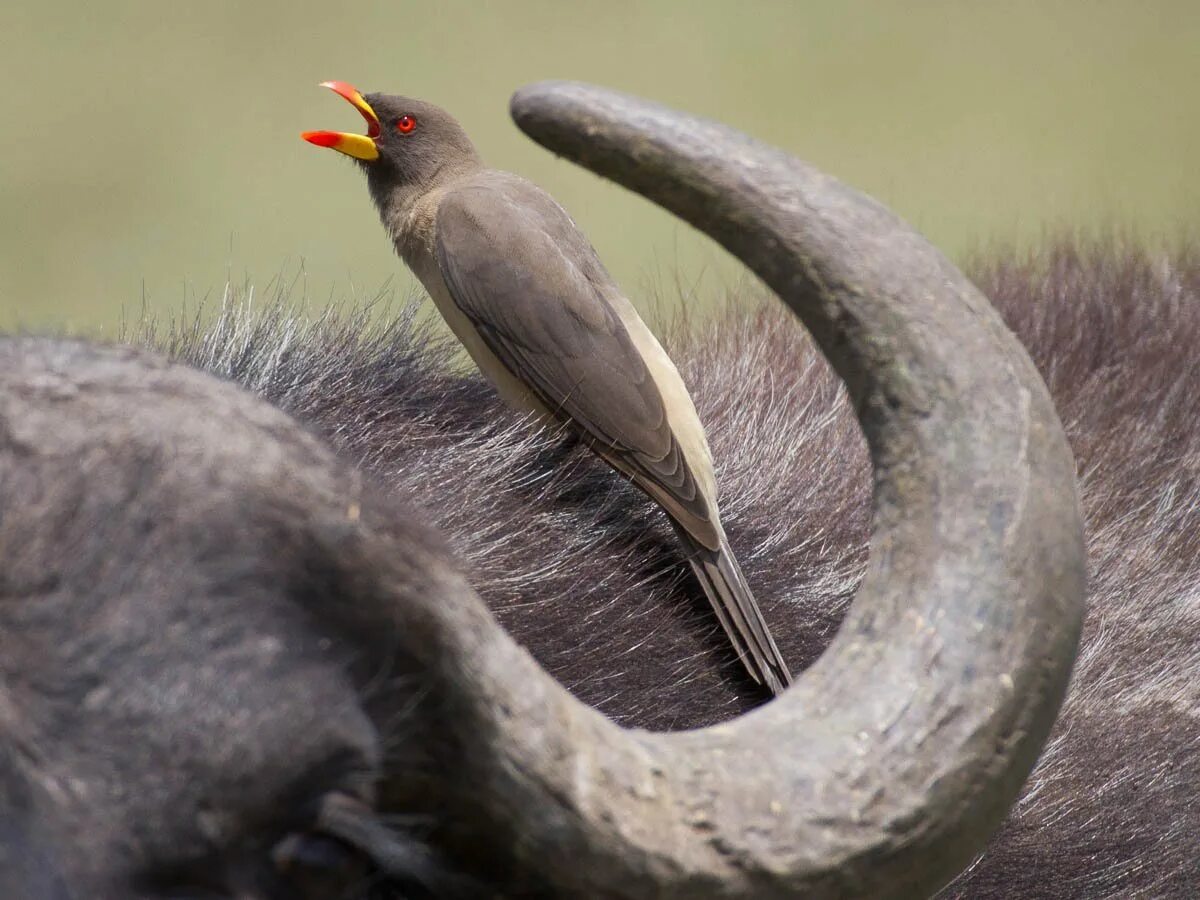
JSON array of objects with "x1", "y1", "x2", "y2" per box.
[{"x1": 302, "y1": 82, "x2": 481, "y2": 206}]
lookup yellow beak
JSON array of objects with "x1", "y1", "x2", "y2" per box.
[{"x1": 302, "y1": 81, "x2": 381, "y2": 162}]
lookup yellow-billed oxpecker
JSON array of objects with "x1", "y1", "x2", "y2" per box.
[{"x1": 302, "y1": 81, "x2": 792, "y2": 694}]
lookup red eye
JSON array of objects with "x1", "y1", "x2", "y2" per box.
[{"x1": 395, "y1": 115, "x2": 416, "y2": 134}]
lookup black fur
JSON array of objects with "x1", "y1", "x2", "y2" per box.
[
  {"x1": 1, "y1": 236, "x2": 1194, "y2": 896},
  {"x1": 0, "y1": 339, "x2": 474, "y2": 897},
  {"x1": 142, "y1": 237, "x2": 1199, "y2": 897}
]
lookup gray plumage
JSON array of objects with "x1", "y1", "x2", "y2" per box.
[
  {"x1": 312, "y1": 90, "x2": 792, "y2": 693},
  {"x1": 139, "y1": 235, "x2": 1199, "y2": 897}
]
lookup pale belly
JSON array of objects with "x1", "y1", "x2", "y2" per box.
[
  {"x1": 410, "y1": 252, "x2": 719, "y2": 513},
  {"x1": 414, "y1": 261, "x2": 555, "y2": 422}
]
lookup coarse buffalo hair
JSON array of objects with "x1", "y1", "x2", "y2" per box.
[
  {"x1": 2, "y1": 83, "x2": 1193, "y2": 896},
  {"x1": 131, "y1": 232, "x2": 1200, "y2": 897}
]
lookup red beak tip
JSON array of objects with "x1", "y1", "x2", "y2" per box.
[
  {"x1": 302, "y1": 130, "x2": 340, "y2": 148},
  {"x1": 320, "y1": 80, "x2": 360, "y2": 100}
]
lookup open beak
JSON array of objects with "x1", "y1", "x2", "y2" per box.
[{"x1": 302, "y1": 81, "x2": 381, "y2": 161}]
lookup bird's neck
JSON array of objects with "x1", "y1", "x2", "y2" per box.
[{"x1": 369, "y1": 160, "x2": 483, "y2": 263}]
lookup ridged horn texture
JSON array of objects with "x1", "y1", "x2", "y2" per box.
[{"x1": 417, "y1": 82, "x2": 1087, "y2": 897}]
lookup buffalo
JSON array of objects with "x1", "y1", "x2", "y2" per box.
[{"x1": 1, "y1": 83, "x2": 1193, "y2": 897}]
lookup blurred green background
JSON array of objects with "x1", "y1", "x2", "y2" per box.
[{"x1": 1, "y1": 0, "x2": 1196, "y2": 333}]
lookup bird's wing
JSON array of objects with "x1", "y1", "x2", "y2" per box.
[{"x1": 434, "y1": 179, "x2": 719, "y2": 547}]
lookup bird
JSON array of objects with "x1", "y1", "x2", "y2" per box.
[{"x1": 302, "y1": 81, "x2": 792, "y2": 695}]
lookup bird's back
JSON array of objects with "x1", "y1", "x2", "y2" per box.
[{"x1": 432, "y1": 170, "x2": 720, "y2": 512}]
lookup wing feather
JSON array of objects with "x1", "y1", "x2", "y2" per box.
[{"x1": 434, "y1": 179, "x2": 717, "y2": 544}]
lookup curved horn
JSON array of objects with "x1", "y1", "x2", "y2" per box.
[{"x1": 399, "y1": 82, "x2": 1086, "y2": 896}]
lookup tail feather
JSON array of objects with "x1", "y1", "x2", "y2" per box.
[{"x1": 677, "y1": 528, "x2": 793, "y2": 696}]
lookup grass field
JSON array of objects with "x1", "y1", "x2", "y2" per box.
[{"x1": 1, "y1": 0, "x2": 1196, "y2": 332}]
